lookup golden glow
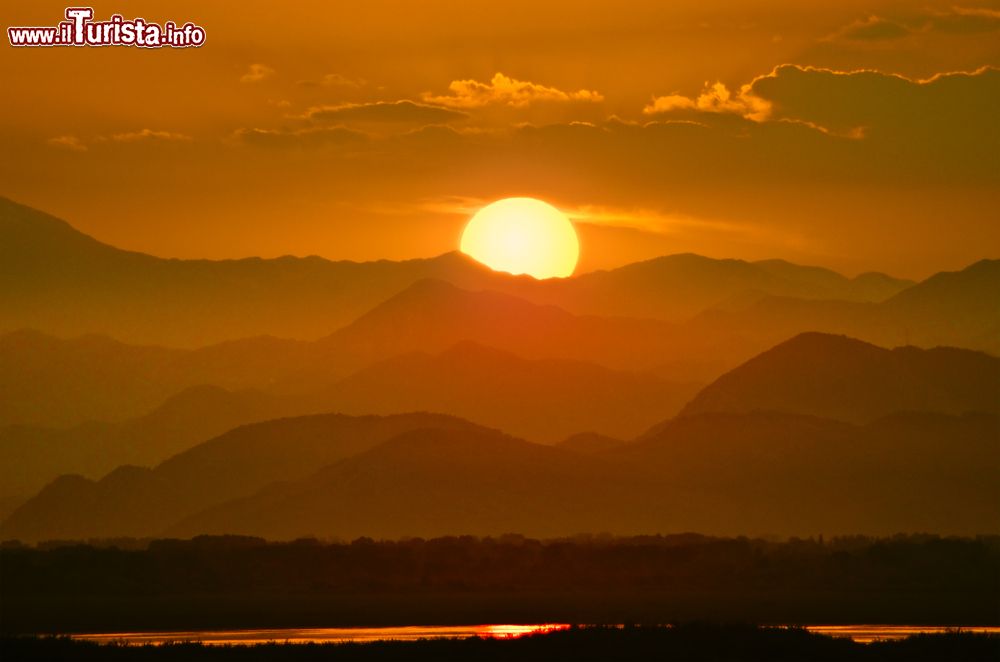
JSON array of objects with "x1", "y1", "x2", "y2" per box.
[{"x1": 461, "y1": 198, "x2": 580, "y2": 279}]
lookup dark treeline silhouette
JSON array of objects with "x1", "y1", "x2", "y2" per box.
[
  {"x1": 2, "y1": 534, "x2": 997, "y2": 633},
  {"x1": 2, "y1": 626, "x2": 999, "y2": 662}
]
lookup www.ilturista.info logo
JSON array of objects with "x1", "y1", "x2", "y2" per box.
[{"x1": 8, "y1": 7, "x2": 205, "y2": 48}]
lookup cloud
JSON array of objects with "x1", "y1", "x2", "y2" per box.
[
  {"x1": 823, "y1": 7, "x2": 1000, "y2": 42},
  {"x1": 926, "y1": 6, "x2": 1000, "y2": 33},
  {"x1": 644, "y1": 81, "x2": 770, "y2": 119},
  {"x1": 46, "y1": 130, "x2": 191, "y2": 150},
  {"x1": 296, "y1": 73, "x2": 366, "y2": 88},
  {"x1": 422, "y1": 72, "x2": 604, "y2": 108},
  {"x1": 745, "y1": 64, "x2": 1000, "y2": 142},
  {"x1": 234, "y1": 126, "x2": 368, "y2": 149},
  {"x1": 240, "y1": 64, "x2": 275, "y2": 83},
  {"x1": 826, "y1": 15, "x2": 910, "y2": 41},
  {"x1": 110, "y1": 129, "x2": 192, "y2": 142},
  {"x1": 46, "y1": 135, "x2": 87, "y2": 152},
  {"x1": 642, "y1": 64, "x2": 1000, "y2": 159},
  {"x1": 302, "y1": 100, "x2": 467, "y2": 124}
]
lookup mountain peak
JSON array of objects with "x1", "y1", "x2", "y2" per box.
[{"x1": 679, "y1": 333, "x2": 1000, "y2": 423}]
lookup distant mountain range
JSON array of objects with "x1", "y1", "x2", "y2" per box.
[
  {"x1": 312, "y1": 341, "x2": 698, "y2": 442},
  {"x1": 1, "y1": 341, "x2": 696, "y2": 506},
  {"x1": 2, "y1": 197, "x2": 918, "y2": 347},
  {"x1": 0, "y1": 385, "x2": 322, "y2": 510},
  {"x1": 4, "y1": 332, "x2": 997, "y2": 542},
  {"x1": 2, "y1": 197, "x2": 997, "y2": 542},
  {"x1": 692, "y1": 259, "x2": 1000, "y2": 355},
  {"x1": 0, "y1": 281, "x2": 728, "y2": 429},
  {"x1": 678, "y1": 332, "x2": 1000, "y2": 423},
  {"x1": 0, "y1": 413, "x2": 483, "y2": 542},
  {"x1": 4, "y1": 409, "x2": 994, "y2": 542}
]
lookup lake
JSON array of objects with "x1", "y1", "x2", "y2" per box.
[{"x1": 70, "y1": 624, "x2": 1000, "y2": 646}]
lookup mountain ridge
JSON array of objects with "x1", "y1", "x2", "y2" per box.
[{"x1": 678, "y1": 332, "x2": 1000, "y2": 423}]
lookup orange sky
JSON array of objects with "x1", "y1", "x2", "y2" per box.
[{"x1": 2, "y1": 0, "x2": 998, "y2": 278}]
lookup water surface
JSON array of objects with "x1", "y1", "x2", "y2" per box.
[{"x1": 71, "y1": 624, "x2": 1000, "y2": 646}]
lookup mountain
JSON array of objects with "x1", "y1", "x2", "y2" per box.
[
  {"x1": 689, "y1": 259, "x2": 1000, "y2": 356},
  {"x1": 168, "y1": 412, "x2": 1000, "y2": 539},
  {"x1": 6, "y1": 409, "x2": 996, "y2": 542},
  {"x1": 877, "y1": 258, "x2": 1000, "y2": 353},
  {"x1": 0, "y1": 413, "x2": 483, "y2": 542},
  {"x1": 0, "y1": 197, "x2": 503, "y2": 347},
  {"x1": 2, "y1": 198, "x2": 913, "y2": 347},
  {"x1": 0, "y1": 338, "x2": 695, "y2": 502},
  {"x1": 522, "y1": 253, "x2": 912, "y2": 322},
  {"x1": 678, "y1": 333, "x2": 1000, "y2": 423},
  {"x1": 313, "y1": 279, "x2": 748, "y2": 378},
  {"x1": 613, "y1": 411, "x2": 999, "y2": 535},
  {"x1": 0, "y1": 329, "x2": 314, "y2": 427},
  {"x1": 311, "y1": 342, "x2": 698, "y2": 443},
  {"x1": 0, "y1": 329, "x2": 182, "y2": 427},
  {"x1": 555, "y1": 432, "x2": 627, "y2": 453},
  {"x1": 0, "y1": 385, "x2": 318, "y2": 502},
  {"x1": 168, "y1": 426, "x2": 622, "y2": 540}
]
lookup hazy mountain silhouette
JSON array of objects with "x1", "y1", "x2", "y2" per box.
[
  {"x1": 679, "y1": 332, "x2": 1000, "y2": 423},
  {"x1": 3, "y1": 198, "x2": 914, "y2": 347},
  {"x1": 0, "y1": 281, "x2": 747, "y2": 427},
  {"x1": 0, "y1": 413, "x2": 483, "y2": 542},
  {"x1": 310, "y1": 341, "x2": 698, "y2": 442},
  {"x1": 168, "y1": 412, "x2": 999, "y2": 540},
  {"x1": 555, "y1": 431, "x2": 628, "y2": 453},
  {"x1": 0, "y1": 328, "x2": 316, "y2": 427},
  {"x1": 877, "y1": 258, "x2": 1000, "y2": 353},
  {"x1": 0, "y1": 338, "x2": 695, "y2": 504},
  {"x1": 521, "y1": 253, "x2": 913, "y2": 322},
  {"x1": 614, "y1": 410, "x2": 999, "y2": 535},
  {"x1": 167, "y1": 426, "x2": 624, "y2": 540},
  {"x1": 0, "y1": 329, "x2": 183, "y2": 427},
  {"x1": 313, "y1": 278, "x2": 746, "y2": 377},
  {"x1": 0, "y1": 385, "x2": 319, "y2": 502},
  {"x1": 0, "y1": 197, "x2": 501, "y2": 347},
  {"x1": 6, "y1": 408, "x2": 995, "y2": 542},
  {"x1": 691, "y1": 259, "x2": 1000, "y2": 355}
]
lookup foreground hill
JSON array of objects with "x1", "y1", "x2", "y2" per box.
[
  {"x1": 2, "y1": 197, "x2": 912, "y2": 346},
  {"x1": 171, "y1": 411, "x2": 998, "y2": 540},
  {"x1": 618, "y1": 411, "x2": 999, "y2": 535},
  {"x1": 0, "y1": 413, "x2": 483, "y2": 541},
  {"x1": 6, "y1": 408, "x2": 995, "y2": 542},
  {"x1": 169, "y1": 426, "x2": 622, "y2": 540},
  {"x1": 679, "y1": 332, "x2": 1000, "y2": 423}
]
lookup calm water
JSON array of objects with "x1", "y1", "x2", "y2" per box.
[{"x1": 71, "y1": 624, "x2": 1000, "y2": 646}]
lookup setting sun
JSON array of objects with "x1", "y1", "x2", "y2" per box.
[{"x1": 461, "y1": 198, "x2": 580, "y2": 279}]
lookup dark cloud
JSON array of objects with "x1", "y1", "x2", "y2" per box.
[
  {"x1": 749, "y1": 65, "x2": 999, "y2": 146},
  {"x1": 829, "y1": 16, "x2": 910, "y2": 41},
  {"x1": 925, "y1": 7, "x2": 1000, "y2": 34},
  {"x1": 824, "y1": 7, "x2": 1000, "y2": 42}
]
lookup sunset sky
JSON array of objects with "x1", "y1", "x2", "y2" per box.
[{"x1": 2, "y1": 0, "x2": 998, "y2": 278}]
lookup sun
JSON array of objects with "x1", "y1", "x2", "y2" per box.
[{"x1": 460, "y1": 198, "x2": 580, "y2": 279}]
